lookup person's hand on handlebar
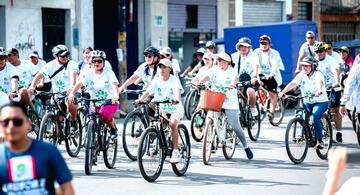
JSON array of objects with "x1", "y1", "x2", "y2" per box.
[
  {"x1": 278, "y1": 91, "x2": 285, "y2": 99},
  {"x1": 170, "y1": 99, "x2": 179, "y2": 105}
]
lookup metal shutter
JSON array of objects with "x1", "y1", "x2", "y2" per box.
[
  {"x1": 198, "y1": 5, "x2": 216, "y2": 32},
  {"x1": 168, "y1": 4, "x2": 186, "y2": 32},
  {"x1": 243, "y1": 1, "x2": 283, "y2": 25}
]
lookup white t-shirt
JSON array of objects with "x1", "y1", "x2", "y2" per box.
[
  {"x1": 299, "y1": 42, "x2": 317, "y2": 57},
  {"x1": 40, "y1": 59, "x2": 79, "y2": 92},
  {"x1": 209, "y1": 66, "x2": 239, "y2": 110},
  {"x1": 232, "y1": 51, "x2": 254, "y2": 78},
  {"x1": 341, "y1": 62, "x2": 360, "y2": 110},
  {"x1": 171, "y1": 58, "x2": 181, "y2": 74},
  {"x1": 134, "y1": 62, "x2": 159, "y2": 88},
  {"x1": 195, "y1": 65, "x2": 216, "y2": 86},
  {"x1": 328, "y1": 51, "x2": 343, "y2": 66},
  {"x1": 146, "y1": 75, "x2": 184, "y2": 115},
  {"x1": 28, "y1": 59, "x2": 50, "y2": 83},
  {"x1": 293, "y1": 71, "x2": 328, "y2": 103},
  {"x1": 0, "y1": 64, "x2": 19, "y2": 93},
  {"x1": 0, "y1": 91, "x2": 9, "y2": 107},
  {"x1": 317, "y1": 54, "x2": 339, "y2": 88},
  {"x1": 13, "y1": 60, "x2": 38, "y2": 88},
  {"x1": 253, "y1": 48, "x2": 284, "y2": 86},
  {"x1": 81, "y1": 69, "x2": 119, "y2": 105}
]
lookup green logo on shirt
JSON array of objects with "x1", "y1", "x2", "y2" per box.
[
  {"x1": 95, "y1": 90, "x2": 108, "y2": 99},
  {"x1": 55, "y1": 80, "x2": 66, "y2": 91}
]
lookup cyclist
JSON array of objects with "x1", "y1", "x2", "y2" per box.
[
  {"x1": 7, "y1": 48, "x2": 39, "y2": 106},
  {"x1": 313, "y1": 42, "x2": 343, "y2": 143},
  {"x1": 0, "y1": 47, "x2": 19, "y2": 100},
  {"x1": 68, "y1": 50, "x2": 119, "y2": 139},
  {"x1": 160, "y1": 46, "x2": 181, "y2": 77},
  {"x1": 180, "y1": 48, "x2": 206, "y2": 77},
  {"x1": 0, "y1": 102, "x2": 74, "y2": 194},
  {"x1": 78, "y1": 47, "x2": 112, "y2": 79},
  {"x1": 135, "y1": 58, "x2": 184, "y2": 163},
  {"x1": 232, "y1": 37, "x2": 258, "y2": 116},
  {"x1": 253, "y1": 35, "x2": 285, "y2": 120},
  {"x1": 28, "y1": 44, "x2": 79, "y2": 131},
  {"x1": 325, "y1": 42, "x2": 342, "y2": 67},
  {"x1": 279, "y1": 56, "x2": 328, "y2": 149},
  {"x1": 295, "y1": 31, "x2": 317, "y2": 73},
  {"x1": 192, "y1": 51, "x2": 215, "y2": 86},
  {"x1": 119, "y1": 46, "x2": 160, "y2": 91},
  {"x1": 195, "y1": 51, "x2": 253, "y2": 160},
  {"x1": 338, "y1": 46, "x2": 354, "y2": 88},
  {"x1": 205, "y1": 41, "x2": 216, "y2": 54},
  {"x1": 28, "y1": 51, "x2": 48, "y2": 91}
]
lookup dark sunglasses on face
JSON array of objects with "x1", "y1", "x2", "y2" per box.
[
  {"x1": 306, "y1": 37, "x2": 314, "y2": 39},
  {"x1": 92, "y1": 60, "x2": 103, "y2": 64},
  {"x1": 315, "y1": 50, "x2": 324, "y2": 53},
  {"x1": 59, "y1": 55, "x2": 69, "y2": 58},
  {"x1": 7, "y1": 54, "x2": 14, "y2": 57},
  {"x1": 30, "y1": 56, "x2": 38, "y2": 59},
  {"x1": 144, "y1": 54, "x2": 153, "y2": 58},
  {"x1": 0, "y1": 118, "x2": 24, "y2": 127},
  {"x1": 0, "y1": 56, "x2": 6, "y2": 60},
  {"x1": 260, "y1": 42, "x2": 269, "y2": 45}
]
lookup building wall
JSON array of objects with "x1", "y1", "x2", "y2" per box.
[
  {"x1": 217, "y1": 0, "x2": 230, "y2": 38},
  {"x1": 0, "y1": 0, "x2": 93, "y2": 61},
  {"x1": 292, "y1": 0, "x2": 320, "y2": 37}
]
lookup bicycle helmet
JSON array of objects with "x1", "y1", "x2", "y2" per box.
[
  {"x1": 143, "y1": 46, "x2": 160, "y2": 57},
  {"x1": 313, "y1": 42, "x2": 326, "y2": 52},
  {"x1": 301, "y1": 56, "x2": 318, "y2": 67},
  {"x1": 90, "y1": 50, "x2": 106, "y2": 60},
  {"x1": 196, "y1": 48, "x2": 206, "y2": 55},
  {"x1": 259, "y1": 35, "x2": 271, "y2": 44},
  {"x1": 205, "y1": 41, "x2": 216, "y2": 49},
  {"x1": 0, "y1": 47, "x2": 7, "y2": 56},
  {"x1": 52, "y1": 44, "x2": 70, "y2": 56}
]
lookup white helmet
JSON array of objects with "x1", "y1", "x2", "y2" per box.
[
  {"x1": 90, "y1": 50, "x2": 106, "y2": 60},
  {"x1": 0, "y1": 47, "x2": 7, "y2": 56}
]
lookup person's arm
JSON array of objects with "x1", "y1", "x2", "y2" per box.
[
  {"x1": 137, "y1": 91, "x2": 150, "y2": 103},
  {"x1": 197, "y1": 75, "x2": 210, "y2": 85},
  {"x1": 180, "y1": 66, "x2": 193, "y2": 78},
  {"x1": 70, "y1": 70, "x2": 78, "y2": 87},
  {"x1": 10, "y1": 77, "x2": 18, "y2": 94},
  {"x1": 315, "y1": 73, "x2": 325, "y2": 97},
  {"x1": 134, "y1": 77, "x2": 143, "y2": 85},
  {"x1": 59, "y1": 182, "x2": 75, "y2": 195},
  {"x1": 28, "y1": 72, "x2": 45, "y2": 94},
  {"x1": 331, "y1": 59, "x2": 340, "y2": 86},
  {"x1": 278, "y1": 74, "x2": 301, "y2": 97},
  {"x1": 111, "y1": 82, "x2": 120, "y2": 102},
  {"x1": 119, "y1": 74, "x2": 140, "y2": 92},
  {"x1": 296, "y1": 44, "x2": 306, "y2": 73},
  {"x1": 190, "y1": 63, "x2": 202, "y2": 74}
]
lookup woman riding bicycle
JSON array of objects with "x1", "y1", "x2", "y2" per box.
[
  {"x1": 135, "y1": 58, "x2": 184, "y2": 164},
  {"x1": 192, "y1": 52, "x2": 215, "y2": 86},
  {"x1": 194, "y1": 51, "x2": 253, "y2": 160},
  {"x1": 119, "y1": 46, "x2": 160, "y2": 91},
  {"x1": 279, "y1": 56, "x2": 328, "y2": 149},
  {"x1": 68, "y1": 50, "x2": 120, "y2": 140}
]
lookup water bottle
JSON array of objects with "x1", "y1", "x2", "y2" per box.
[{"x1": 34, "y1": 99, "x2": 43, "y2": 117}]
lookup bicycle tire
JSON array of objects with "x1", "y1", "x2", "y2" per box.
[
  {"x1": 183, "y1": 90, "x2": 192, "y2": 119},
  {"x1": 122, "y1": 111, "x2": 148, "y2": 161},
  {"x1": 202, "y1": 119, "x2": 215, "y2": 165},
  {"x1": 269, "y1": 97, "x2": 285, "y2": 127},
  {"x1": 257, "y1": 90, "x2": 267, "y2": 121},
  {"x1": 103, "y1": 125, "x2": 118, "y2": 169},
  {"x1": 39, "y1": 112, "x2": 57, "y2": 145},
  {"x1": 222, "y1": 128, "x2": 236, "y2": 160},
  {"x1": 186, "y1": 89, "x2": 200, "y2": 120},
  {"x1": 316, "y1": 114, "x2": 332, "y2": 160},
  {"x1": 285, "y1": 117, "x2": 308, "y2": 164},
  {"x1": 352, "y1": 109, "x2": 357, "y2": 133},
  {"x1": 355, "y1": 112, "x2": 360, "y2": 146},
  {"x1": 65, "y1": 112, "x2": 83, "y2": 157},
  {"x1": 85, "y1": 120, "x2": 95, "y2": 175},
  {"x1": 190, "y1": 109, "x2": 205, "y2": 142},
  {"x1": 28, "y1": 109, "x2": 40, "y2": 139},
  {"x1": 247, "y1": 103, "x2": 261, "y2": 141},
  {"x1": 171, "y1": 124, "x2": 191, "y2": 176},
  {"x1": 137, "y1": 127, "x2": 164, "y2": 182}
]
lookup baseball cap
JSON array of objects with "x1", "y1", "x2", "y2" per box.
[
  {"x1": 7, "y1": 48, "x2": 19, "y2": 55},
  {"x1": 161, "y1": 47, "x2": 172, "y2": 55},
  {"x1": 158, "y1": 59, "x2": 172, "y2": 68},
  {"x1": 29, "y1": 51, "x2": 39, "y2": 58},
  {"x1": 306, "y1": 31, "x2": 315, "y2": 37},
  {"x1": 216, "y1": 52, "x2": 231, "y2": 62},
  {"x1": 339, "y1": 46, "x2": 349, "y2": 53}
]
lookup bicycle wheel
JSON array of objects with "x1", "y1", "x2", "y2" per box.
[
  {"x1": 222, "y1": 128, "x2": 236, "y2": 160},
  {"x1": 285, "y1": 118, "x2": 308, "y2": 164},
  {"x1": 269, "y1": 97, "x2": 285, "y2": 126},
  {"x1": 85, "y1": 120, "x2": 95, "y2": 175},
  {"x1": 190, "y1": 109, "x2": 206, "y2": 142},
  {"x1": 103, "y1": 125, "x2": 118, "y2": 169},
  {"x1": 122, "y1": 111, "x2": 147, "y2": 161},
  {"x1": 352, "y1": 109, "x2": 357, "y2": 132},
  {"x1": 171, "y1": 124, "x2": 191, "y2": 176},
  {"x1": 28, "y1": 109, "x2": 40, "y2": 139},
  {"x1": 202, "y1": 119, "x2": 215, "y2": 165},
  {"x1": 356, "y1": 113, "x2": 360, "y2": 146},
  {"x1": 247, "y1": 103, "x2": 261, "y2": 141},
  {"x1": 65, "y1": 112, "x2": 83, "y2": 157},
  {"x1": 137, "y1": 127, "x2": 164, "y2": 182},
  {"x1": 257, "y1": 90, "x2": 267, "y2": 121},
  {"x1": 39, "y1": 112, "x2": 57, "y2": 145},
  {"x1": 316, "y1": 114, "x2": 332, "y2": 160},
  {"x1": 183, "y1": 90, "x2": 192, "y2": 119},
  {"x1": 186, "y1": 90, "x2": 200, "y2": 120}
]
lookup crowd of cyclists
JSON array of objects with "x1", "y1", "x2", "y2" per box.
[{"x1": 0, "y1": 29, "x2": 359, "y2": 190}]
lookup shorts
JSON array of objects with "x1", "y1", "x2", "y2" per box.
[
  {"x1": 56, "y1": 96, "x2": 67, "y2": 113},
  {"x1": 35, "y1": 82, "x2": 52, "y2": 92},
  {"x1": 260, "y1": 76, "x2": 278, "y2": 93},
  {"x1": 327, "y1": 90, "x2": 341, "y2": 108},
  {"x1": 161, "y1": 111, "x2": 183, "y2": 122},
  {"x1": 95, "y1": 103, "x2": 119, "y2": 123}
]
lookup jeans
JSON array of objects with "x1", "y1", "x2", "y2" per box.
[{"x1": 303, "y1": 101, "x2": 329, "y2": 141}]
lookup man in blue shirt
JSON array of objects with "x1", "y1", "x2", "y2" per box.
[{"x1": 0, "y1": 102, "x2": 74, "y2": 195}]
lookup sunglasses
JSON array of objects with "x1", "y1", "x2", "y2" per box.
[
  {"x1": 59, "y1": 55, "x2": 69, "y2": 58},
  {"x1": 30, "y1": 56, "x2": 38, "y2": 59},
  {"x1": 92, "y1": 60, "x2": 103, "y2": 64},
  {"x1": 260, "y1": 42, "x2": 269, "y2": 45},
  {"x1": 315, "y1": 50, "x2": 324, "y2": 53},
  {"x1": 144, "y1": 54, "x2": 154, "y2": 58},
  {"x1": 0, "y1": 118, "x2": 24, "y2": 127},
  {"x1": 203, "y1": 58, "x2": 211, "y2": 61},
  {"x1": 0, "y1": 56, "x2": 6, "y2": 60},
  {"x1": 306, "y1": 37, "x2": 314, "y2": 39},
  {"x1": 7, "y1": 54, "x2": 14, "y2": 57}
]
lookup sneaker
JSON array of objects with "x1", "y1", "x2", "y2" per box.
[
  {"x1": 250, "y1": 107, "x2": 259, "y2": 117},
  {"x1": 336, "y1": 132, "x2": 343, "y2": 143},
  {"x1": 170, "y1": 150, "x2": 181, "y2": 164},
  {"x1": 211, "y1": 145, "x2": 217, "y2": 153},
  {"x1": 314, "y1": 141, "x2": 324, "y2": 150},
  {"x1": 245, "y1": 147, "x2": 253, "y2": 160},
  {"x1": 110, "y1": 128, "x2": 118, "y2": 140},
  {"x1": 70, "y1": 121, "x2": 78, "y2": 133}
]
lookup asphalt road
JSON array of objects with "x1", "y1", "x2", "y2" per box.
[{"x1": 60, "y1": 110, "x2": 360, "y2": 195}]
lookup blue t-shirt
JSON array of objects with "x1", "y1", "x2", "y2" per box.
[{"x1": 0, "y1": 139, "x2": 72, "y2": 195}]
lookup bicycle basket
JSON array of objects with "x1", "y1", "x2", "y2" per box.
[{"x1": 199, "y1": 90, "x2": 226, "y2": 112}]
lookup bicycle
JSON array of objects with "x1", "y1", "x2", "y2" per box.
[
  {"x1": 284, "y1": 95, "x2": 332, "y2": 164},
  {"x1": 202, "y1": 110, "x2": 237, "y2": 165},
  {"x1": 237, "y1": 81, "x2": 261, "y2": 141},
  {"x1": 121, "y1": 89, "x2": 150, "y2": 161},
  {"x1": 81, "y1": 98, "x2": 118, "y2": 175},
  {"x1": 189, "y1": 83, "x2": 208, "y2": 142},
  {"x1": 137, "y1": 100, "x2": 190, "y2": 182},
  {"x1": 38, "y1": 91, "x2": 83, "y2": 157}
]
